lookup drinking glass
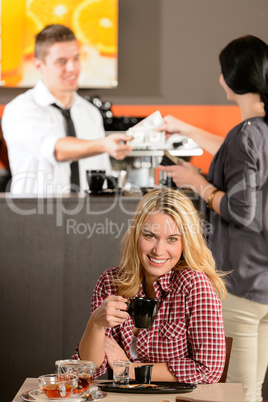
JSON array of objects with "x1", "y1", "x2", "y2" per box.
[{"x1": 113, "y1": 359, "x2": 130, "y2": 386}]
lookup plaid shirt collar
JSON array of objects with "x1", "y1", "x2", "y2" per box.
[{"x1": 136, "y1": 269, "x2": 176, "y2": 298}]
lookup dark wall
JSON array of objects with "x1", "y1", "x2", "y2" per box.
[
  {"x1": 0, "y1": 195, "x2": 140, "y2": 401},
  {"x1": 1, "y1": 0, "x2": 268, "y2": 106}
]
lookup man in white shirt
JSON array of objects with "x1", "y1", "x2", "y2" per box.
[{"x1": 2, "y1": 24, "x2": 132, "y2": 195}]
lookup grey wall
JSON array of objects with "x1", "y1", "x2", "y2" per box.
[{"x1": 1, "y1": 0, "x2": 268, "y2": 106}]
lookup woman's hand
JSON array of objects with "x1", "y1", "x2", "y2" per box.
[
  {"x1": 159, "y1": 161, "x2": 201, "y2": 189},
  {"x1": 78, "y1": 296, "x2": 128, "y2": 365},
  {"x1": 159, "y1": 114, "x2": 224, "y2": 156},
  {"x1": 104, "y1": 335, "x2": 129, "y2": 369},
  {"x1": 91, "y1": 295, "x2": 129, "y2": 329},
  {"x1": 158, "y1": 115, "x2": 192, "y2": 136}
]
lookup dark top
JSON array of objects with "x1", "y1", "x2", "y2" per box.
[{"x1": 208, "y1": 117, "x2": 268, "y2": 304}]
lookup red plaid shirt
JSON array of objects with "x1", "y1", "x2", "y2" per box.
[{"x1": 74, "y1": 267, "x2": 225, "y2": 384}]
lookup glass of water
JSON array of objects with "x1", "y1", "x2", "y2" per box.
[{"x1": 113, "y1": 359, "x2": 130, "y2": 386}]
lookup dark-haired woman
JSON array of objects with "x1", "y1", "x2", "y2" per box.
[{"x1": 159, "y1": 35, "x2": 268, "y2": 402}]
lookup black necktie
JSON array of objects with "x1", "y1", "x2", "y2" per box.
[{"x1": 51, "y1": 103, "x2": 80, "y2": 191}]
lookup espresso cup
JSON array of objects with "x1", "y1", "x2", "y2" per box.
[
  {"x1": 86, "y1": 170, "x2": 106, "y2": 193},
  {"x1": 134, "y1": 365, "x2": 153, "y2": 384},
  {"x1": 127, "y1": 297, "x2": 158, "y2": 329},
  {"x1": 86, "y1": 170, "x2": 119, "y2": 193}
]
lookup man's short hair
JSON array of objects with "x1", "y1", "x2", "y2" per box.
[{"x1": 35, "y1": 24, "x2": 77, "y2": 61}]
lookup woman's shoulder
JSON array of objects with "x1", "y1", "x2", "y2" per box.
[
  {"x1": 95, "y1": 266, "x2": 120, "y2": 289},
  {"x1": 174, "y1": 267, "x2": 207, "y2": 278},
  {"x1": 232, "y1": 117, "x2": 267, "y2": 149},
  {"x1": 97, "y1": 266, "x2": 120, "y2": 280},
  {"x1": 173, "y1": 268, "x2": 213, "y2": 292},
  {"x1": 92, "y1": 267, "x2": 120, "y2": 300},
  {"x1": 222, "y1": 117, "x2": 267, "y2": 163}
]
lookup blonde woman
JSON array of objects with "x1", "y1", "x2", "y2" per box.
[{"x1": 75, "y1": 188, "x2": 226, "y2": 383}]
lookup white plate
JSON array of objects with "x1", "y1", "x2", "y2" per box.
[
  {"x1": 28, "y1": 389, "x2": 84, "y2": 401},
  {"x1": 28, "y1": 389, "x2": 107, "y2": 401}
]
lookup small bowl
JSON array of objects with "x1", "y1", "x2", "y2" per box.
[{"x1": 38, "y1": 373, "x2": 78, "y2": 399}]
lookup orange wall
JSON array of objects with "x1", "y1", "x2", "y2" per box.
[
  {"x1": 0, "y1": 105, "x2": 5, "y2": 116},
  {"x1": 0, "y1": 104, "x2": 240, "y2": 174}
]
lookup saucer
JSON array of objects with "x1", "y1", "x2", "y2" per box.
[
  {"x1": 85, "y1": 189, "x2": 117, "y2": 196},
  {"x1": 28, "y1": 389, "x2": 83, "y2": 401},
  {"x1": 27, "y1": 388, "x2": 107, "y2": 401},
  {"x1": 21, "y1": 390, "x2": 35, "y2": 401}
]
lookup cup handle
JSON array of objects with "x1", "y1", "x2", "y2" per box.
[
  {"x1": 125, "y1": 302, "x2": 132, "y2": 315},
  {"x1": 105, "y1": 175, "x2": 118, "y2": 190}
]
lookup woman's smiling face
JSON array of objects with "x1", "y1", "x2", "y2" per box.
[{"x1": 137, "y1": 211, "x2": 183, "y2": 283}]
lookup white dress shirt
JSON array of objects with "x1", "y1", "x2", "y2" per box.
[{"x1": 2, "y1": 80, "x2": 111, "y2": 195}]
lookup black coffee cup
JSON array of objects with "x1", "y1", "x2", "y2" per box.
[
  {"x1": 135, "y1": 365, "x2": 153, "y2": 384},
  {"x1": 86, "y1": 170, "x2": 106, "y2": 193},
  {"x1": 86, "y1": 170, "x2": 118, "y2": 193},
  {"x1": 127, "y1": 297, "x2": 158, "y2": 329}
]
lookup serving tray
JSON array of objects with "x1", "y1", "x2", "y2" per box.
[{"x1": 97, "y1": 381, "x2": 197, "y2": 394}]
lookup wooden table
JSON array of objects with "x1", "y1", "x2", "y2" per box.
[{"x1": 13, "y1": 378, "x2": 244, "y2": 402}]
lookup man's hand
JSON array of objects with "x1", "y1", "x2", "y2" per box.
[{"x1": 104, "y1": 133, "x2": 132, "y2": 160}]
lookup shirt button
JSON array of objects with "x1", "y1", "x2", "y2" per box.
[{"x1": 247, "y1": 121, "x2": 251, "y2": 125}]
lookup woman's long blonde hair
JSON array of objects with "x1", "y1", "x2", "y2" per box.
[{"x1": 116, "y1": 188, "x2": 226, "y2": 301}]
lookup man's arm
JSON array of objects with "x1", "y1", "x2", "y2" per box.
[
  {"x1": 54, "y1": 133, "x2": 132, "y2": 161},
  {"x1": 2, "y1": 96, "x2": 132, "y2": 164}
]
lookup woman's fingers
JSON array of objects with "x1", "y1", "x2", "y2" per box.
[{"x1": 92, "y1": 295, "x2": 129, "y2": 328}]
